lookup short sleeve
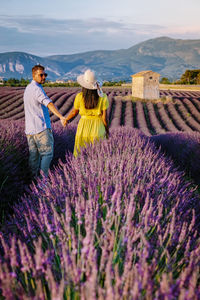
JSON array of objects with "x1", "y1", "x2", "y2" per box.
[
  {"x1": 102, "y1": 94, "x2": 109, "y2": 110},
  {"x1": 36, "y1": 86, "x2": 51, "y2": 107},
  {"x1": 74, "y1": 93, "x2": 81, "y2": 110}
]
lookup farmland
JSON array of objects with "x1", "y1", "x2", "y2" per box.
[
  {"x1": 0, "y1": 86, "x2": 200, "y2": 299},
  {"x1": 2, "y1": 86, "x2": 200, "y2": 135}
]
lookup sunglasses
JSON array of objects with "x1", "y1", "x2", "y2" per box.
[{"x1": 39, "y1": 73, "x2": 48, "y2": 78}]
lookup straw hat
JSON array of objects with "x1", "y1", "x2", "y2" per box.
[
  {"x1": 77, "y1": 69, "x2": 103, "y2": 97},
  {"x1": 77, "y1": 69, "x2": 99, "y2": 90}
]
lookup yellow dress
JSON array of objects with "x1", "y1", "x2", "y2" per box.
[{"x1": 73, "y1": 92, "x2": 109, "y2": 157}]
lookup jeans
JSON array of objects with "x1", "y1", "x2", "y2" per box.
[{"x1": 26, "y1": 129, "x2": 54, "y2": 177}]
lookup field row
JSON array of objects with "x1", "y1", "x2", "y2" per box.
[
  {"x1": 1, "y1": 87, "x2": 200, "y2": 135},
  {"x1": 1, "y1": 87, "x2": 200, "y2": 298},
  {"x1": 0, "y1": 123, "x2": 200, "y2": 299}
]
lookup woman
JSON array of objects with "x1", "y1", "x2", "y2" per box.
[{"x1": 65, "y1": 69, "x2": 109, "y2": 157}]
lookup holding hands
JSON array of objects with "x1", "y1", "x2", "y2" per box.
[
  {"x1": 47, "y1": 103, "x2": 69, "y2": 128},
  {"x1": 63, "y1": 108, "x2": 79, "y2": 127},
  {"x1": 60, "y1": 116, "x2": 67, "y2": 127},
  {"x1": 60, "y1": 116, "x2": 69, "y2": 127},
  {"x1": 63, "y1": 118, "x2": 68, "y2": 127},
  {"x1": 60, "y1": 116, "x2": 68, "y2": 127}
]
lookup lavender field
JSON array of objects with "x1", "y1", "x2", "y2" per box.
[
  {"x1": 0, "y1": 86, "x2": 200, "y2": 299},
  {"x1": 2, "y1": 86, "x2": 200, "y2": 134}
]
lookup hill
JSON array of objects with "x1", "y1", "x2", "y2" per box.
[{"x1": 0, "y1": 37, "x2": 200, "y2": 81}]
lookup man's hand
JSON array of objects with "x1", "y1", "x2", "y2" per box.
[
  {"x1": 60, "y1": 116, "x2": 67, "y2": 127},
  {"x1": 63, "y1": 118, "x2": 68, "y2": 127},
  {"x1": 47, "y1": 103, "x2": 68, "y2": 127}
]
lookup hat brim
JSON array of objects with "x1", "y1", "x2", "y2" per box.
[{"x1": 77, "y1": 74, "x2": 97, "y2": 90}]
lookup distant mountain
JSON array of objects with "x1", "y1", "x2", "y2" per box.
[
  {"x1": 0, "y1": 52, "x2": 63, "y2": 80},
  {"x1": 0, "y1": 37, "x2": 200, "y2": 81}
]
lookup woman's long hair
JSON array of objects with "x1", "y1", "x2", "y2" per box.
[{"x1": 82, "y1": 87, "x2": 99, "y2": 109}]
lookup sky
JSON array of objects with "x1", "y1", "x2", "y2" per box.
[{"x1": 0, "y1": 0, "x2": 200, "y2": 56}]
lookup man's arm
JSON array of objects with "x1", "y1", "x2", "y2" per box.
[{"x1": 47, "y1": 102, "x2": 66, "y2": 127}]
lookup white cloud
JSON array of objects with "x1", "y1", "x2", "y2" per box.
[
  {"x1": 0, "y1": 15, "x2": 164, "y2": 36},
  {"x1": 160, "y1": 25, "x2": 200, "y2": 35},
  {"x1": 0, "y1": 15, "x2": 199, "y2": 56}
]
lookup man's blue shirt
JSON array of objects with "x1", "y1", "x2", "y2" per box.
[{"x1": 23, "y1": 80, "x2": 52, "y2": 135}]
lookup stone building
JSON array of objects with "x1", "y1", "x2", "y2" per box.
[
  {"x1": 0, "y1": 77, "x2": 4, "y2": 85},
  {"x1": 131, "y1": 70, "x2": 160, "y2": 99}
]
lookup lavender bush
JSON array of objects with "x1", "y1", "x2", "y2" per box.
[
  {"x1": 0, "y1": 120, "x2": 75, "y2": 224},
  {"x1": 156, "y1": 103, "x2": 179, "y2": 133},
  {"x1": 51, "y1": 122, "x2": 76, "y2": 164},
  {"x1": 136, "y1": 102, "x2": 151, "y2": 136},
  {"x1": 175, "y1": 101, "x2": 200, "y2": 132},
  {"x1": 145, "y1": 102, "x2": 165, "y2": 134},
  {"x1": 1, "y1": 86, "x2": 200, "y2": 137},
  {"x1": 0, "y1": 127, "x2": 199, "y2": 299},
  {"x1": 166, "y1": 103, "x2": 192, "y2": 132},
  {"x1": 151, "y1": 131, "x2": 200, "y2": 185},
  {"x1": 0, "y1": 120, "x2": 30, "y2": 222}
]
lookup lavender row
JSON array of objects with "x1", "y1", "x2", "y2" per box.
[
  {"x1": 0, "y1": 88, "x2": 23, "y2": 104},
  {"x1": 8, "y1": 110, "x2": 25, "y2": 120},
  {"x1": 106, "y1": 95, "x2": 115, "y2": 124},
  {"x1": 0, "y1": 90, "x2": 78, "y2": 121},
  {"x1": 0, "y1": 96, "x2": 24, "y2": 119},
  {"x1": 52, "y1": 90, "x2": 78, "y2": 110},
  {"x1": 0, "y1": 127, "x2": 199, "y2": 299},
  {"x1": 155, "y1": 103, "x2": 179, "y2": 132},
  {"x1": 1, "y1": 87, "x2": 200, "y2": 137},
  {"x1": 175, "y1": 100, "x2": 200, "y2": 131},
  {"x1": 165, "y1": 102, "x2": 193, "y2": 132},
  {"x1": 0, "y1": 120, "x2": 75, "y2": 223},
  {"x1": 145, "y1": 102, "x2": 166, "y2": 134},
  {"x1": 0, "y1": 92, "x2": 23, "y2": 111},
  {"x1": 144, "y1": 99, "x2": 200, "y2": 134},
  {"x1": 0, "y1": 120, "x2": 30, "y2": 221},
  {"x1": 109, "y1": 99, "x2": 122, "y2": 128},
  {"x1": 124, "y1": 101, "x2": 134, "y2": 127},
  {"x1": 182, "y1": 98, "x2": 200, "y2": 123},
  {"x1": 190, "y1": 97, "x2": 200, "y2": 112},
  {"x1": 135, "y1": 101, "x2": 151, "y2": 136},
  {"x1": 51, "y1": 93, "x2": 77, "y2": 122},
  {"x1": 161, "y1": 90, "x2": 200, "y2": 98},
  {"x1": 151, "y1": 130, "x2": 200, "y2": 184}
]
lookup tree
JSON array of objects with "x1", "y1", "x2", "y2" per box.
[
  {"x1": 4, "y1": 78, "x2": 29, "y2": 86},
  {"x1": 160, "y1": 77, "x2": 171, "y2": 84},
  {"x1": 196, "y1": 73, "x2": 200, "y2": 85},
  {"x1": 180, "y1": 69, "x2": 200, "y2": 84}
]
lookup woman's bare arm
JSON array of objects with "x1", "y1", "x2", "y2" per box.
[
  {"x1": 64, "y1": 108, "x2": 79, "y2": 125},
  {"x1": 102, "y1": 109, "x2": 109, "y2": 137}
]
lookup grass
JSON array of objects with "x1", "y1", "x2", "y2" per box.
[
  {"x1": 115, "y1": 95, "x2": 174, "y2": 104},
  {"x1": 159, "y1": 84, "x2": 200, "y2": 91},
  {"x1": 122, "y1": 84, "x2": 200, "y2": 91}
]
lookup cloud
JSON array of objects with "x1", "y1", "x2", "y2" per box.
[
  {"x1": 158, "y1": 25, "x2": 200, "y2": 38},
  {"x1": 0, "y1": 15, "x2": 199, "y2": 56},
  {"x1": 0, "y1": 15, "x2": 163, "y2": 35}
]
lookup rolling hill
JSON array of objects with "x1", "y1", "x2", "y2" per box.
[{"x1": 0, "y1": 36, "x2": 200, "y2": 81}]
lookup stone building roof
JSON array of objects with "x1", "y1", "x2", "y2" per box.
[{"x1": 131, "y1": 70, "x2": 160, "y2": 78}]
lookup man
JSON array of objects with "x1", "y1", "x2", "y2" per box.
[{"x1": 24, "y1": 64, "x2": 66, "y2": 177}]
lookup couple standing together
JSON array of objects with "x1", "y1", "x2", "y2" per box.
[{"x1": 24, "y1": 64, "x2": 109, "y2": 177}]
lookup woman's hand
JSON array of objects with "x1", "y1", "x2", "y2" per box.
[
  {"x1": 63, "y1": 118, "x2": 68, "y2": 127},
  {"x1": 60, "y1": 116, "x2": 67, "y2": 127}
]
